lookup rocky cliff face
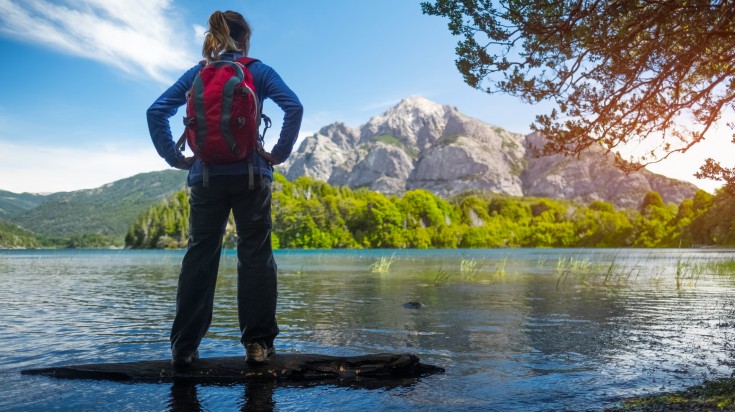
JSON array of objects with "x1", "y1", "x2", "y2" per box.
[
  {"x1": 282, "y1": 96, "x2": 698, "y2": 208},
  {"x1": 520, "y1": 133, "x2": 697, "y2": 209}
]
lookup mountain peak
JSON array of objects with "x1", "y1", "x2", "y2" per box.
[
  {"x1": 392, "y1": 96, "x2": 444, "y2": 111},
  {"x1": 362, "y1": 96, "x2": 449, "y2": 151},
  {"x1": 377, "y1": 96, "x2": 447, "y2": 120},
  {"x1": 283, "y1": 95, "x2": 698, "y2": 208}
]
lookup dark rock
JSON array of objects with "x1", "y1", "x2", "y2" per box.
[{"x1": 403, "y1": 301, "x2": 425, "y2": 309}]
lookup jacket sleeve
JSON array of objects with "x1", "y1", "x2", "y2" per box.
[
  {"x1": 259, "y1": 65, "x2": 303, "y2": 163},
  {"x1": 146, "y1": 64, "x2": 201, "y2": 167}
]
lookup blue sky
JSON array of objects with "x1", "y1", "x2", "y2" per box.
[{"x1": 0, "y1": 0, "x2": 727, "y2": 194}]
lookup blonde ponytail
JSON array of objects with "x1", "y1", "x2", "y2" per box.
[{"x1": 202, "y1": 11, "x2": 252, "y2": 62}]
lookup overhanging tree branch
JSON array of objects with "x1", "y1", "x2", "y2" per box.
[{"x1": 422, "y1": 0, "x2": 735, "y2": 188}]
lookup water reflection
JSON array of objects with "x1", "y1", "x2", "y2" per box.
[
  {"x1": 165, "y1": 375, "x2": 432, "y2": 411},
  {"x1": 241, "y1": 382, "x2": 276, "y2": 412},
  {"x1": 167, "y1": 378, "x2": 428, "y2": 412},
  {"x1": 168, "y1": 381, "x2": 276, "y2": 412},
  {"x1": 168, "y1": 381, "x2": 202, "y2": 411}
]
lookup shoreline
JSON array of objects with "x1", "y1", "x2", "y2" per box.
[{"x1": 608, "y1": 377, "x2": 735, "y2": 411}]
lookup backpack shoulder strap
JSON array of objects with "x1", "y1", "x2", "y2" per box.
[
  {"x1": 236, "y1": 56, "x2": 260, "y2": 66},
  {"x1": 234, "y1": 56, "x2": 264, "y2": 130}
]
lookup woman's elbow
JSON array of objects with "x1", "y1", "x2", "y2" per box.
[
  {"x1": 146, "y1": 106, "x2": 160, "y2": 123},
  {"x1": 288, "y1": 101, "x2": 304, "y2": 121},
  {"x1": 146, "y1": 105, "x2": 171, "y2": 127}
]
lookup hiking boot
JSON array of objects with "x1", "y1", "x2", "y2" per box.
[
  {"x1": 171, "y1": 349, "x2": 199, "y2": 370},
  {"x1": 246, "y1": 343, "x2": 275, "y2": 364}
]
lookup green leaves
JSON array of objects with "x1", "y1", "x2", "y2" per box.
[{"x1": 124, "y1": 189, "x2": 189, "y2": 249}]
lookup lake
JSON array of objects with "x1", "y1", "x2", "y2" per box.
[{"x1": 2, "y1": 248, "x2": 735, "y2": 411}]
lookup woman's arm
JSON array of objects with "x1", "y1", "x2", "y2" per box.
[
  {"x1": 146, "y1": 64, "x2": 202, "y2": 167},
  {"x1": 258, "y1": 64, "x2": 303, "y2": 164}
]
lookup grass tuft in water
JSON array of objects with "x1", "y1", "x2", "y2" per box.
[
  {"x1": 602, "y1": 258, "x2": 617, "y2": 287},
  {"x1": 706, "y1": 259, "x2": 735, "y2": 278},
  {"x1": 555, "y1": 257, "x2": 593, "y2": 288},
  {"x1": 493, "y1": 256, "x2": 508, "y2": 279},
  {"x1": 555, "y1": 255, "x2": 642, "y2": 289},
  {"x1": 432, "y1": 263, "x2": 452, "y2": 285},
  {"x1": 460, "y1": 258, "x2": 481, "y2": 281},
  {"x1": 369, "y1": 254, "x2": 396, "y2": 273}
]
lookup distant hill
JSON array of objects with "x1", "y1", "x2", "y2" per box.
[
  {"x1": 0, "y1": 190, "x2": 48, "y2": 220},
  {"x1": 8, "y1": 169, "x2": 188, "y2": 241},
  {"x1": 0, "y1": 219, "x2": 40, "y2": 248},
  {"x1": 282, "y1": 96, "x2": 698, "y2": 209}
]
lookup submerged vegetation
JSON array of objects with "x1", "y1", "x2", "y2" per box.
[
  {"x1": 370, "y1": 251, "x2": 735, "y2": 290},
  {"x1": 124, "y1": 173, "x2": 735, "y2": 251},
  {"x1": 550, "y1": 255, "x2": 735, "y2": 291},
  {"x1": 610, "y1": 377, "x2": 735, "y2": 411}
]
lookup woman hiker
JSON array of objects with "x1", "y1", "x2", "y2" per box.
[{"x1": 147, "y1": 10, "x2": 303, "y2": 368}]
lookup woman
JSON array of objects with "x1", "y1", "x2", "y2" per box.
[{"x1": 147, "y1": 10, "x2": 302, "y2": 368}]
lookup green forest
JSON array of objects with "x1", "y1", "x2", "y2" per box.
[
  {"x1": 124, "y1": 173, "x2": 735, "y2": 250},
  {"x1": 0, "y1": 219, "x2": 41, "y2": 248}
]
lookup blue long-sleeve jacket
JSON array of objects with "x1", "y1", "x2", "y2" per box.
[{"x1": 147, "y1": 52, "x2": 303, "y2": 186}]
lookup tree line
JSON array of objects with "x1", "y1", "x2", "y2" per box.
[{"x1": 124, "y1": 173, "x2": 735, "y2": 250}]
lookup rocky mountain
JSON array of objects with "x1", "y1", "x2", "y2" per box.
[
  {"x1": 7, "y1": 169, "x2": 188, "y2": 240},
  {"x1": 521, "y1": 133, "x2": 698, "y2": 209},
  {"x1": 282, "y1": 96, "x2": 698, "y2": 208}
]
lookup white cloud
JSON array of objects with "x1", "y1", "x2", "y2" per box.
[
  {"x1": 0, "y1": 0, "x2": 197, "y2": 83},
  {"x1": 0, "y1": 141, "x2": 170, "y2": 193},
  {"x1": 193, "y1": 24, "x2": 206, "y2": 43}
]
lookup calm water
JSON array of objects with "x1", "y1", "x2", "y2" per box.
[{"x1": 2, "y1": 248, "x2": 735, "y2": 411}]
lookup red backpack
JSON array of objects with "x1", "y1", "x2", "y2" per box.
[{"x1": 177, "y1": 57, "x2": 267, "y2": 166}]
